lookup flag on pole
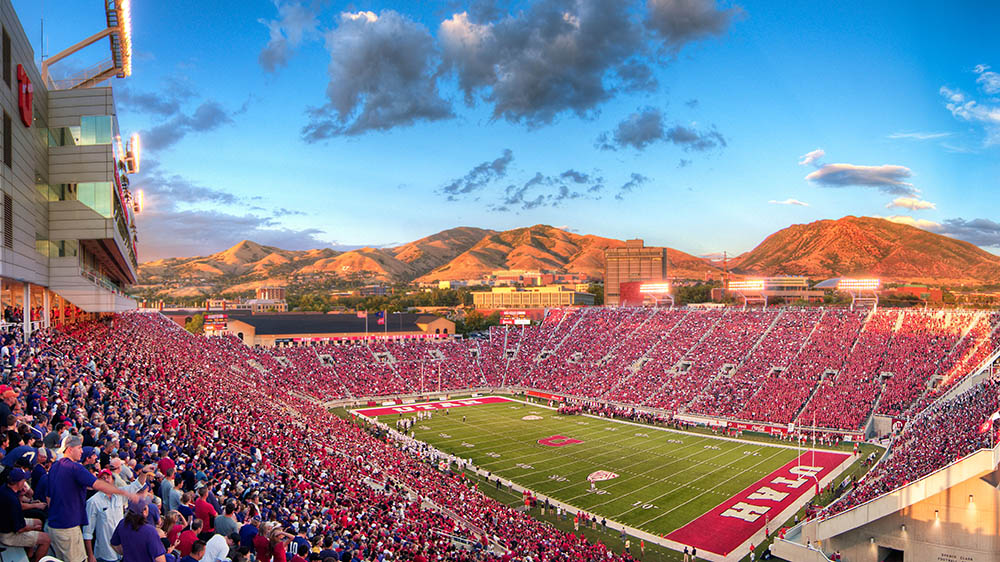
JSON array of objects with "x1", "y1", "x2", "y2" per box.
[
  {"x1": 978, "y1": 411, "x2": 1000, "y2": 434},
  {"x1": 376, "y1": 310, "x2": 385, "y2": 325},
  {"x1": 356, "y1": 310, "x2": 366, "y2": 319}
]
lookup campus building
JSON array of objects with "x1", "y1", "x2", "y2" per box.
[
  {"x1": 472, "y1": 285, "x2": 595, "y2": 309},
  {"x1": 0, "y1": 0, "x2": 140, "y2": 334},
  {"x1": 604, "y1": 239, "x2": 667, "y2": 306},
  {"x1": 224, "y1": 312, "x2": 456, "y2": 347}
]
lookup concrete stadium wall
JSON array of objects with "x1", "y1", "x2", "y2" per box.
[{"x1": 775, "y1": 445, "x2": 1000, "y2": 562}]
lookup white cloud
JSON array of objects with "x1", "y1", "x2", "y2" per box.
[
  {"x1": 886, "y1": 197, "x2": 936, "y2": 211},
  {"x1": 872, "y1": 215, "x2": 942, "y2": 231},
  {"x1": 805, "y1": 163, "x2": 916, "y2": 195},
  {"x1": 975, "y1": 64, "x2": 1000, "y2": 95},
  {"x1": 798, "y1": 148, "x2": 825, "y2": 166},
  {"x1": 768, "y1": 198, "x2": 810, "y2": 206},
  {"x1": 887, "y1": 131, "x2": 952, "y2": 140},
  {"x1": 940, "y1": 85, "x2": 1000, "y2": 145}
]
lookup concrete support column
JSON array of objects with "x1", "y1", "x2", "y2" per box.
[
  {"x1": 43, "y1": 290, "x2": 51, "y2": 329},
  {"x1": 22, "y1": 283, "x2": 30, "y2": 338}
]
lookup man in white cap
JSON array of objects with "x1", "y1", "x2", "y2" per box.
[{"x1": 47, "y1": 434, "x2": 136, "y2": 562}]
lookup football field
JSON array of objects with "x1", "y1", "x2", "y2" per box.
[{"x1": 355, "y1": 396, "x2": 853, "y2": 557}]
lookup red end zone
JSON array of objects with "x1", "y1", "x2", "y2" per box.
[
  {"x1": 354, "y1": 396, "x2": 513, "y2": 417},
  {"x1": 666, "y1": 450, "x2": 851, "y2": 557}
]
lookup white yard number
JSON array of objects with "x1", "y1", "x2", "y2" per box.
[
  {"x1": 548, "y1": 474, "x2": 568, "y2": 482},
  {"x1": 516, "y1": 463, "x2": 534, "y2": 470},
  {"x1": 632, "y1": 501, "x2": 658, "y2": 510},
  {"x1": 439, "y1": 433, "x2": 451, "y2": 439},
  {"x1": 485, "y1": 452, "x2": 501, "y2": 458},
  {"x1": 634, "y1": 432, "x2": 649, "y2": 438},
  {"x1": 461, "y1": 442, "x2": 475, "y2": 448}
]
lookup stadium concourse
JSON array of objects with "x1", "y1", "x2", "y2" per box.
[{"x1": 0, "y1": 307, "x2": 998, "y2": 562}]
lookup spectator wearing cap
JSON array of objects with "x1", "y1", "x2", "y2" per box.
[
  {"x1": 110, "y1": 498, "x2": 166, "y2": 562},
  {"x1": 30, "y1": 448, "x2": 50, "y2": 493},
  {"x1": 0, "y1": 389, "x2": 17, "y2": 429},
  {"x1": 109, "y1": 459, "x2": 127, "y2": 488},
  {"x1": 82, "y1": 447, "x2": 100, "y2": 471},
  {"x1": 0, "y1": 468, "x2": 51, "y2": 562},
  {"x1": 47, "y1": 434, "x2": 135, "y2": 562},
  {"x1": 84, "y1": 469, "x2": 126, "y2": 562}
]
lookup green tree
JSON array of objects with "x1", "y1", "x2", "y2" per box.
[
  {"x1": 184, "y1": 313, "x2": 205, "y2": 335},
  {"x1": 586, "y1": 283, "x2": 604, "y2": 305},
  {"x1": 675, "y1": 282, "x2": 716, "y2": 305}
]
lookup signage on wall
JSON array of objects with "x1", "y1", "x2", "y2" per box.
[{"x1": 16, "y1": 64, "x2": 32, "y2": 127}]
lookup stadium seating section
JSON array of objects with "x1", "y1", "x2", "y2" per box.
[{"x1": 4, "y1": 305, "x2": 999, "y2": 557}]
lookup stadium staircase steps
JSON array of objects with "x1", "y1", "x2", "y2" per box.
[
  {"x1": 855, "y1": 310, "x2": 905, "y2": 423},
  {"x1": 598, "y1": 307, "x2": 655, "y2": 366},
  {"x1": 669, "y1": 310, "x2": 739, "y2": 412},
  {"x1": 598, "y1": 310, "x2": 694, "y2": 401},
  {"x1": 624, "y1": 309, "x2": 691, "y2": 375},
  {"x1": 904, "y1": 311, "x2": 988, "y2": 419},
  {"x1": 791, "y1": 374, "x2": 828, "y2": 427},
  {"x1": 728, "y1": 308, "x2": 786, "y2": 376},
  {"x1": 745, "y1": 309, "x2": 827, "y2": 423},
  {"x1": 523, "y1": 308, "x2": 588, "y2": 383}
]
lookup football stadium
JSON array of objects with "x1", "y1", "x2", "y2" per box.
[{"x1": 1, "y1": 2, "x2": 999, "y2": 562}]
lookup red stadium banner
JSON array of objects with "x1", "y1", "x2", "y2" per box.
[
  {"x1": 728, "y1": 421, "x2": 791, "y2": 436},
  {"x1": 527, "y1": 390, "x2": 565, "y2": 402}
]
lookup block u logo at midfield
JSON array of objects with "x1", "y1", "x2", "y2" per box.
[{"x1": 538, "y1": 435, "x2": 583, "y2": 447}]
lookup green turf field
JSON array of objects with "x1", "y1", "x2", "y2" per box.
[{"x1": 392, "y1": 398, "x2": 805, "y2": 537}]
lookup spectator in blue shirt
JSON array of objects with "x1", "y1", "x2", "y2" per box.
[
  {"x1": 48, "y1": 434, "x2": 135, "y2": 562},
  {"x1": 110, "y1": 498, "x2": 166, "y2": 562},
  {"x1": 0, "y1": 468, "x2": 50, "y2": 562}
]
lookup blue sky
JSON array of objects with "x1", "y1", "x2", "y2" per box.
[{"x1": 13, "y1": 0, "x2": 1000, "y2": 261}]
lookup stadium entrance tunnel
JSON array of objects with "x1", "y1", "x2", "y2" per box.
[{"x1": 878, "y1": 546, "x2": 903, "y2": 562}]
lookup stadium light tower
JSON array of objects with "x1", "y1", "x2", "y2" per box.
[
  {"x1": 638, "y1": 282, "x2": 674, "y2": 308},
  {"x1": 728, "y1": 279, "x2": 767, "y2": 310},
  {"x1": 837, "y1": 278, "x2": 881, "y2": 311},
  {"x1": 41, "y1": 0, "x2": 133, "y2": 89}
]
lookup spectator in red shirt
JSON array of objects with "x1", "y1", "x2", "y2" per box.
[
  {"x1": 177, "y1": 519, "x2": 202, "y2": 558},
  {"x1": 193, "y1": 488, "x2": 217, "y2": 533}
]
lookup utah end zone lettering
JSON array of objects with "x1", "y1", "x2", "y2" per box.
[
  {"x1": 391, "y1": 399, "x2": 484, "y2": 413},
  {"x1": 666, "y1": 450, "x2": 850, "y2": 557},
  {"x1": 721, "y1": 465, "x2": 821, "y2": 522},
  {"x1": 354, "y1": 395, "x2": 513, "y2": 416}
]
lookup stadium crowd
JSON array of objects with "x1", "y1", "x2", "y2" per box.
[
  {"x1": 826, "y1": 377, "x2": 1000, "y2": 516},
  {"x1": 0, "y1": 313, "x2": 640, "y2": 562},
  {"x1": 213, "y1": 306, "x2": 1000, "y2": 434}
]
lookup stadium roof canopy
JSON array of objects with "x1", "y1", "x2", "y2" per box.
[{"x1": 814, "y1": 278, "x2": 841, "y2": 289}]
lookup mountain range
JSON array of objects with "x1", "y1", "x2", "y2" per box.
[{"x1": 136, "y1": 216, "x2": 1000, "y2": 298}]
